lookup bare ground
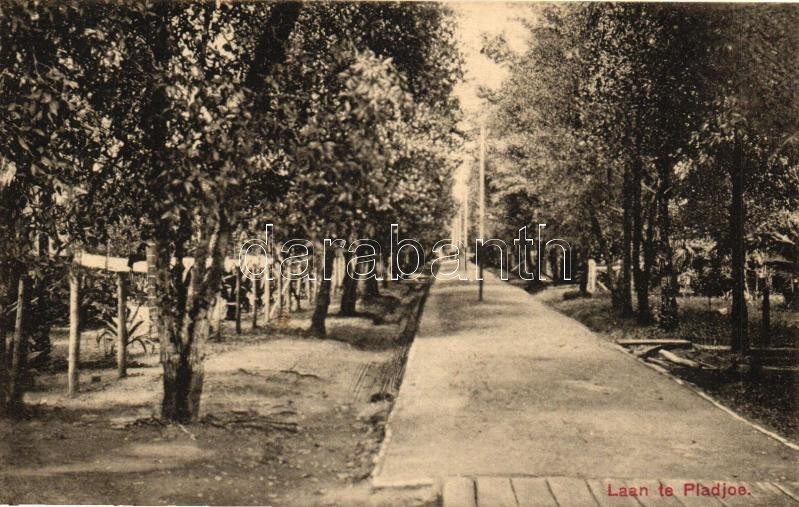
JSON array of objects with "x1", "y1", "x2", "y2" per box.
[
  {"x1": 545, "y1": 287, "x2": 799, "y2": 443},
  {"x1": 0, "y1": 283, "x2": 438, "y2": 507},
  {"x1": 374, "y1": 267, "x2": 799, "y2": 486}
]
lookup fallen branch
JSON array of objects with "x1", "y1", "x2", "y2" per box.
[
  {"x1": 177, "y1": 422, "x2": 197, "y2": 440},
  {"x1": 279, "y1": 369, "x2": 322, "y2": 380},
  {"x1": 200, "y1": 412, "x2": 299, "y2": 433}
]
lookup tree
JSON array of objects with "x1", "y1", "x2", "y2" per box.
[{"x1": 0, "y1": 2, "x2": 104, "y2": 415}]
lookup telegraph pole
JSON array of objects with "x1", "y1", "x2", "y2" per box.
[
  {"x1": 478, "y1": 125, "x2": 486, "y2": 301},
  {"x1": 462, "y1": 183, "x2": 469, "y2": 273}
]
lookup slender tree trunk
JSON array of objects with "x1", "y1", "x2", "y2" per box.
[
  {"x1": 729, "y1": 147, "x2": 748, "y2": 354},
  {"x1": 0, "y1": 285, "x2": 6, "y2": 416},
  {"x1": 146, "y1": 242, "x2": 160, "y2": 341},
  {"x1": 639, "y1": 195, "x2": 657, "y2": 324},
  {"x1": 32, "y1": 232, "x2": 51, "y2": 357},
  {"x1": 632, "y1": 160, "x2": 650, "y2": 324},
  {"x1": 277, "y1": 264, "x2": 284, "y2": 316},
  {"x1": 67, "y1": 269, "x2": 80, "y2": 396},
  {"x1": 657, "y1": 159, "x2": 679, "y2": 331},
  {"x1": 310, "y1": 248, "x2": 335, "y2": 336},
  {"x1": 251, "y1": 277, "x2": 259, "y2": 329},
  {"x1": 589, "y1": 209, "x2": 618, "y2": 298},
  {"x1": 234, "y1": 267, "x2": 242, "y2": 334},
  {"x1": 577, "y1": 249, "x2": 588, "y2": 295},
  {"x1": 380, "y1": 260, "x2": 389, "y2": 289},
  {"x1": 761, "y1": 275, "x2": 770, "y2": 348},
  {"x1": 339, "y1": 252, "x2": 358, "y2": 316},
  {"x1": 8, "y1": 275, "x2": 27, "y2": 415},
  {"x1": 264, "y1": 262, "x2": 271, "y2": 322},
  {"x1": 116, "y1": 273, "x2": 128, "y2": 379},
  {"x1": 621, "y1": 165, "x2": 634, "y2": 317},
  {"x1": 363, "y1": 271, "x2": 379, "y2": 299}
]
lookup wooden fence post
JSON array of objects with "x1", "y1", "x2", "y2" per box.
[
  {"x1": 116, "y1": 272, "x2": 128, "y2": 378},
  {"x1": 587, "y1": 259, "x2": 597, "y2": 294},
  {"x1": 8, "y1": 275, "x2": 27, "y2": 411},
  {"x1": 68, "y1": 270, "x2": 80, "y2": 397}
]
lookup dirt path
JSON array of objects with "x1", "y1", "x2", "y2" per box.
[
  {"x1": 0, "y1": 285, "x2": 437, "y2": 507},
  {"x1": 372, "y1": 262, "x2": 799, "y2": 487}
]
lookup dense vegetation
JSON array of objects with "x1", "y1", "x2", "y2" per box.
[
  {"x1": 0, "y1": 2, "x2": 461, "y2": 421},
  {"x1": 483, "y1": 4, "x2": 799, "y2": 352}
]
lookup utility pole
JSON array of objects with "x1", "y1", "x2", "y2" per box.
[
  {"x1": 478, "y1": 125, "x2": 486, "y2": 301},
  {"x1": 462, "y1": 191, "x2": 469, "y2": 273}
]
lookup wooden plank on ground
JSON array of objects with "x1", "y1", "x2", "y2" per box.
[
  {"x1": 476, "y1": 477, "x2": 518, "y2": 507},
  {"x1": 586, "y1": 479, "x2": 640, "y2": 507},
  {"x1": 658, "y1": 349, "x2": 699, "y2": 368},
  {"x1": 546, "y1": 477, "x2": 598, "y2": 506},
  {"x1": 774, "y1": 482, "x2": 799, "y2": 503},
  {"x1": 443, "y1": 477, "x2": 477, "y2": 507},
  {"x1": 730, "y1": 480, "x2": 799, "y2": 506},
  {"x1": 616, "y1": 339, "x2": 692, "y2": 348},
  {"x1": 712, "y1": 481, "x2": 754, "y2": 506},
  {"x1": 752, "y1": 482, "x2": 799, "y2": 506},
  {"x1": 512, "y1": 478, "x2": 558, "y2": 507}
]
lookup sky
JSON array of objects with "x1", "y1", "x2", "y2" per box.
[{"x1": 449, "y1": 2, "x2": 534, "y2": 203}]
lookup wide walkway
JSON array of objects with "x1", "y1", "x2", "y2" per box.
[{"x1": 371, "y1": 262, "x2": 799, "y2": 505}]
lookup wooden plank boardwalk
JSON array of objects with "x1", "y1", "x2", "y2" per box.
[{"x1": 443, "y1": 477, "x2": 799, "y2": 507}]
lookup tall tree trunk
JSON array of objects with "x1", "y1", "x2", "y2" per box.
[
  {"x1": 146, "y1": 242, "x2": 160, "y2": 341},
  {"x1": 632, "y1": 160, "x2": 645, "y2": 321},
  {"x1": 264, "y1": 261, "x2": 271, "y2": 323},
  {"x1": 761, "y1": 275, "x2": 770, "y2": 348},
  {"x1": 621, "y1": 165, "x2": 634, "y2": 317},
  {"x1": 251, "y1": 278, "x2": 259, "y2": 329},
  {"x1": 310, "y1": 247, "x2": 335, "y2": 337},
  {"x1": 158, "y1": 210, "x2": 228, "y2": 422},
  {"x1": 8, "y1": 275, "x2": 27, "y2": 415},
  {"x1": 339, "y1": 252, "x2": 358, "y2": 316},
  {"x1": 0, "y1": 283, "x2": 6, "y2": 416},
  {"x1": 234, "y1": 267, "x2": 242, "y2": 334},
  {"x1": 158, "y1": 258, "x2": 205, "y2": 423},
  {"x1": 632, "y1": 160, "x2": 652, "y2": 326},
  {"x1": 589, "y1": 209, "x2": 618, "y2": 298},
  {"x1": 639, "y1": 195, "x2": 657, "y2": 325},
  {"x1": 577, "y1": 249, "x2": 588, "y2": 295},
  {"x1": 380, "y1": 259, "x2": 389, "y2": 289},
  {"x1": 31, "y1": 232, "x2": 51, "y2": 357},
  {"x1": 729, "y1": 146, "x2": 748, "y2": 354},
  {"x1": 657, "y1": 159, "x2": 679, "y2": 331},
  {"x1": 161, "y1": 328, "x2": 204, "y2": 422},
  {"x1": 363, "y1": 268, "x2": 380, "y2": 299}
]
